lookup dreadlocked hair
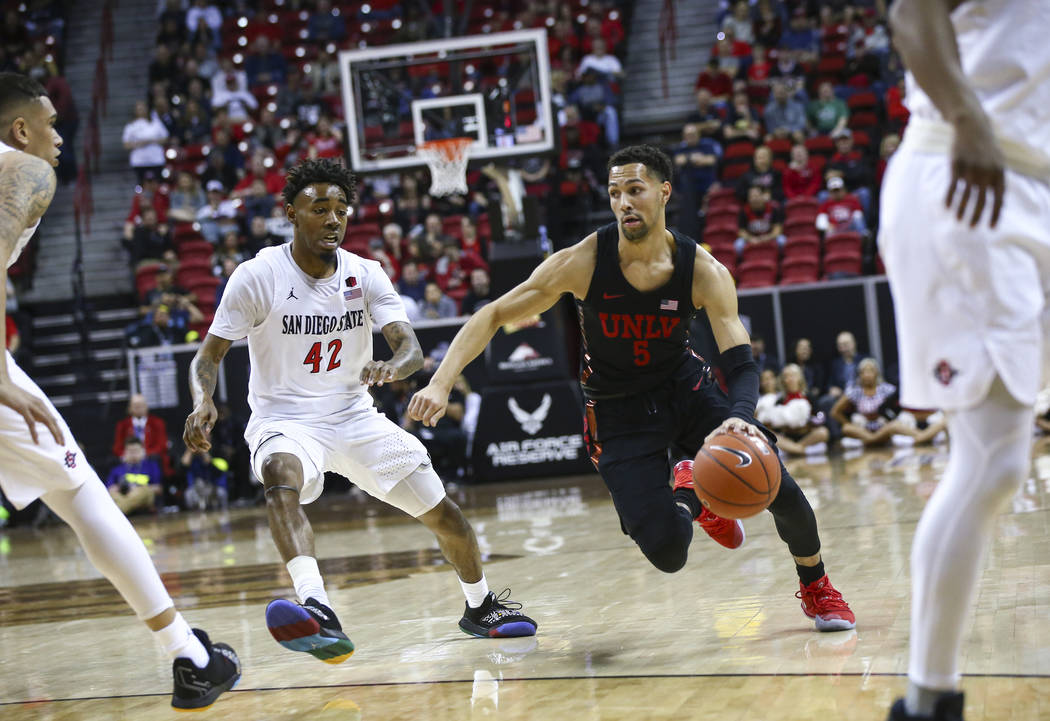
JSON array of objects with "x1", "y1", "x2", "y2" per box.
[{"x1": 282, "y1": 158, "x2": 358, "y2": 207}]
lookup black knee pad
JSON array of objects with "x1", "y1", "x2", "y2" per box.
[{"x1": 629, "y1": 508, "x2": 692, "y2": 573}]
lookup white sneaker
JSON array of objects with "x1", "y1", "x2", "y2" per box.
[
  {"x1": 804, "y1": 442, "x2": 828, "y2": 455},
  {"x1": 891, "y1": 434, "x2": 915, "y2": 448},
  {"x1": 840, "y1": 437, "x2": 864, "y2": 450}
]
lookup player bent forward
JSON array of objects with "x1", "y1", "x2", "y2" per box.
[{"x1": 184, "y1": 159, "x2": 535, "y2": 663}]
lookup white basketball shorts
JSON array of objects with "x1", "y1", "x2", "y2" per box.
[
  {"x1": 879, "y1": 145, "x2": 1050, "y2": 411},
  {"x1": 0, "y1": 352, "x2": 97, "y2": 509},
  {"x1": 245, "y1": 396, "x2": 441, "y2": 516}
]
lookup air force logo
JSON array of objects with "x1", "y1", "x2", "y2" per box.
[{"x1": 508, "y1": 394, "x2": 552, "y2": 435}]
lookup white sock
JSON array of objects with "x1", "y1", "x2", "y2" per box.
[
  {"x1": 460, "y1": 574, "x2": 489, "y2": 608},
  {"x1": 155, "y1": 613, "x2": 209, "y2": 668},
  {"x1": 286, "y1": 555, "x2": 331, "y2": 607}
]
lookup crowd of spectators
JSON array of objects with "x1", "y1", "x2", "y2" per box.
[{"x1": 677, "y1": 0, "x2": 902, "y2": 288}]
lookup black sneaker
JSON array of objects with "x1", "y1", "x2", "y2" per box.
[
  {"x1": 459, "y1": 589, "x2": 537, "y2": 638},
  {"x1": 265, "y1": 597, "x2": 355, "y2": 664},
  {"x1": 171, "y1": 628, "x2": 241, "y2": 711},
  {"x1": 888, "y1": 693, "x2": 965, "y2": 721}
]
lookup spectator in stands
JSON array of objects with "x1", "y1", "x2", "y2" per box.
[
  {"x1": 751, "y1": 334, "x2": 781, "y2": 372},
  {"x1": 105, "y1": 438, "x2": 163, "y2": 515},
  {"x1": 244, "y1": 35, "x2": 287, "y2": 87},
  {"x1": 461, "y1": 268, "x2": 492, "y2": 315},
  {"x1": 213, "y1": 230, "x2": 248, "y2": 270},
  {"x1": 763, "y1": 80, "x2": 807, "y2": 143},
  {"x1": 127, "y1": 303, "x2": 180, "y2": 348},
  {"x1": 711, "y1": 34, "x2": 744, "y2": 77},
  {"x1": 807, "y1": 82, "x2": 849, "y2": 136},
  {"x1": 768, "y1": 48, "x2": 806, "y2": 95},
  {"x1": 1, "y1": 9, "x2": 29, "y2": 59},
  {"x1": 576, "y1": 38, "x2": 624, "y2": 82},
  {"x1": 407, "y1": 375, "x2": 469, "y2": 479},
  {"x1": 124, "y1": 171, "x2": 170, "y2": 237},
  {"x1": 305, "y1": 50, "x2": 340, "y2": 97},
  {"x1": 168, "y1": 171, "x2": 206, "y2": 223},
  {"x1": 791, "y1": 337, "x2": 825, "y2": 402},
  {"x1": 420, "y1": 282, "x2": 458, "y2": 320},
  {"x1": 783, "y1": 144, "x2": 822, "y2": 198},
  {"x1": 308, "y1": 0, "x2": 347, "y2": 43},
  {"x1": 827, "y1": 330, "x2": 866, "y2": 399},
  {"x1": 215, "y1": 256, "x2": 239, "y2": 306},
  {"x1": 245, "y1": 215, "x2": 282, "y2": 256},
  {"x1": 398, "y1": 261, "x2": 427, "y2": 303},
  {"x1": 185, "y1": 0, "x2": 221, "y2": 36},
  {"x1": 832, "y1": 358, "x2": 916, "y2": 449},
  {"x1": 885, "y1": 76, "x2": 909, "y2": 133},
  {"x1": 148, "y1": 43, "x2": 178, "y2": 93},
  {"x1": 876, "y1": 132, "x2": 899, "y2": 186},
  {"x1": 780, "y1": 6, "x2": 819, "y2": 61},
  {"x1": 181, "y1": 450, "x2": 229, "y2": 511},
  {"x1": 817, "y1": 176, "x2": 867, "y2": 236},
  {"x1": 156, "y1": 13, "x2": 185, "y2": 51},
  {"x1": 233, "y1": 150, "x2": 285, "y2": 198},
  {"x1": 433, "y1": 245, "x2": 469, "y2": 296},
  {"x1": 413, "y1": 213, "x2": 456, "y2": 255},
  {"x1": 570, "y1": 68, "x2": 620, "y2": 147},
  {"x1": 851, "y1": 8, "x2": 890, "y2": 74},
  {"x1": 210, "y1": 126, "x2": 245, "y2": 172},
  {"x1": 305, "y1": 115, "x2": 343, "y2": 160},
  {"x1": 735, "y1": 184, "x2": 784, "y2": 255},
  {"x1": 722, "y1": 1, "x2": 755, "y2": 45},
  {"x1": 191, "y1": 40, "x2": 219, "y2": 85},
  {"x1": 756, "y1": 364, "x2": 830, "y2": 456},
  {"x1": 687, "y1": 88, "x2": 724, "y2": 140},
  {"x1": 175, "y1": 97, "x2": 211, "y2": 145},
  {"x1": 827, "y1": 128, "x2": 873, "y2": 214},
  {"x1": 150, "y1": 94, "x2": 178, "y2": 138},
  {"x1": 735, "y1": 145, "x2": 784, "y2": 202},
  {"x1": 753, "y1": 0, "x2": 783, "y2": 47},
  {"x1": 211, "y1": 58, "x2": 257, "y2": 123},
  {"x1": 673, "y1": 123, "x2": 721, "y2": 235},
  {"x1": 746, "y1": 43, "x2": 772, "y2": 95},
  {"x1": 723, "y1": 91, "x2": 762, "y2": 144},
  {"x1": 459, "y1": 217, "x2": 489, "y2": 266},
  {"x1": 695, "y1": 58, "x2": 733, "y2": 104},
  {"x1": 196, "y1": 180, "x2": 239, "y2": 244},
  {"x1": 265, "y1": 204, "x2": 295, "y2": 243},
  {"x1": 199, "y1": 149, "x2": 237, "y2": 194},
  {"x1": 112, "y1": 394, "x2": 170, "y2": 468},
  {"x1": 125, "y1": 207, "x2": 172, "y2": 270},
  {"x1": 123, "y1": 100, "x2": 169, "y2": 183}
]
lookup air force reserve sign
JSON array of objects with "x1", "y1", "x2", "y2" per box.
[{"x1": 471, "y1": 380, "x2": 593, "y2": 482}]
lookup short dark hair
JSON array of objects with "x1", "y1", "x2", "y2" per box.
[
  {"x1": 607, "y1": 145, "x2": 673, "y2": 184},
  {"x1": 124, "y1": 436, "x2": 144, "y2": 448},
  {"x1": 282, "y1": 158, "x2": 358, "y2": 207},
  {"x1": 0, "y1": 72, "x2": 47, "y2": 127}
]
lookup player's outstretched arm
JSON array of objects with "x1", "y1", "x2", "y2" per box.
[
  {"x1": 361, "y1": 320, "x2": 424, "y2": 387},
  {"x1": 184, "y1": 333, "x2": 234, "y2": 452},
  {"x1": 890, "y1": 0, "x2": 1004, "y2": 227},
  {"x1": 408, "y1": 236, "x2": 595, "y2": 427},
  {"x1": 693, "y1": 249, "x2": 763, "y2": 443},
  {"x1": 0, "y1": 153, "x2": 62, "y2": 445}
]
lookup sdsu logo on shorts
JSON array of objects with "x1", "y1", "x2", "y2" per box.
[
  {"x1": 63, "y1": 450, "x2": 77, "y2": 469},
  {"x1": 933, "y1": 360, "x2": 959, "y2": 386}
]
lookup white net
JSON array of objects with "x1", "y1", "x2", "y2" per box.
[{"x1": 418, "y1": 138, "x2": 473, "y2": 197}]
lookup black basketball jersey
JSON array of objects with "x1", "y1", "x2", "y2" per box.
[{"x1": 576, "y1": 222, "x2": 698, "y2": 398}]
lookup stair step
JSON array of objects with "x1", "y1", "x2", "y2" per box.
[
  {"x1": 33, "y1": 347, "x2": 125, "y2": 367},
  {"x1": 50, "y1": 389, "x2": 130, "y2": 409},
  {"x1": 33, "y1": 327, "x2": 127, "y2": 347},
  {"x1": 36, "y1": 368, "x2": 129, "y2": 388}
]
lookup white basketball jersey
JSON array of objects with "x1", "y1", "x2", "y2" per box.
[
  {"x1": 209, "y1": 244, "x2": 409, "y2": 424},
  {"x1": 905, "y1": 0, "x2": 1050, "y2": 152},
  {"x1": 0, "y1": 142, "x2": 42, "y2": 269}
]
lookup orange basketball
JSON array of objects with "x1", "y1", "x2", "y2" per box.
[{"x1": 693, "y1": 431, "x2": 782, "y2": 519}]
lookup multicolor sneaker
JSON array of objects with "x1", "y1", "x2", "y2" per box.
[
  {"x1": 887, "y1": 692, "x2": 965, "y2": 721},
  {"x1": 796, "y1": 575, "x2": 856, "y2": 631},
  {"x1": 459, "y1": 589, "x2": 537, "y2": 638},
  {"x1": 171, "y1": 628, "x2": 241, "y2": 711},
  {"x1": 265, "y1": 597, "x2": 355, "y2": 664},
  {"x1": 672, "y1": 459, "x2": 746, "y2": 550}
]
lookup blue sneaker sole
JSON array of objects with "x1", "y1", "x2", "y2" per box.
[
  {"x1": 266, "y1": 600, "x2": 355, "y2": 664},
  {"x1": 459, "y1": 619, "x2": 538, "y2": 638}
]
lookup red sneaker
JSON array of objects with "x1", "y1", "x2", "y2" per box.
[
  {"x1": 672, "y1": 460, "x2": 745, "y2": 550},
  {"x1": 796, "y1": 575, "x2": 856, "y2": 631}
]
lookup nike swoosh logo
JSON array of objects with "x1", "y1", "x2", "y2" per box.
[
  {"x1": 603, "y1": 293, "x2": 625, "y2": 300},
  {"x1": 710, "y1": 445, "x2": 752, "y2": 468}
]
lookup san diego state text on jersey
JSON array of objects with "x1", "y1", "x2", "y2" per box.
[{"x1": 281, "y1": 310, "x2": 366, "y2": 335}]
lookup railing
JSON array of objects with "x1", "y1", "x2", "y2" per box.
[{"x1": 657, "y1": 0, "x2": 677, "y2": 99}]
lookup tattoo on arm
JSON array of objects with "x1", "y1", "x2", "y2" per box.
[
  {"x1": 0, "y1": 156, "x2": 56, "y2": 265},
  {"x1": 190, "y1": 355, "x2": 219, "y2": 405},
  {"x1": 382, "y1": 321, "x2": 424, "y2": 379}
]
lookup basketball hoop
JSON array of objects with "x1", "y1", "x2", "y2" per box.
[{"x1": 417, "y1": 137, "x2": 473, "y2": 197}]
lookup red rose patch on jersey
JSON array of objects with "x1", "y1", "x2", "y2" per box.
[{"x1": 933, "y1": 360, "x2": 958, "y2": 386}]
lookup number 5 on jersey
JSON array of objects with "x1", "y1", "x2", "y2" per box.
[{"x1": 303, "y1": 339, "x2": 343, "y2": 373}]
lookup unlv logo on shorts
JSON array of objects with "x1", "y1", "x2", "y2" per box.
[
  {"x1": 933, "y1": 360, "x2": 958, "y2": 386},
  {"x1": 63, "y1": 451, "x2": 77, "y2": 469}
]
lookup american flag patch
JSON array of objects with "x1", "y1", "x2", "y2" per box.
[
  {"x1": 660, "y1": 299, "x2": 678, "y2": 311},
  {"x1": 344, "y1": 287, "x2": 363, "y2": 301}
]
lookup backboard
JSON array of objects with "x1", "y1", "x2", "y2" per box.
[{"x1": 339, "y1": 28, "x2": 554, "y2": 173}]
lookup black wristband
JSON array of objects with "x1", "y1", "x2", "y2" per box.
[{"x1": 719, "y1": 343, "x2": 760, "y2": 421}]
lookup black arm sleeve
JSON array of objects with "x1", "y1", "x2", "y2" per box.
[{"x1": 720, "y1": 343, "x2": 760, "y2": 421}]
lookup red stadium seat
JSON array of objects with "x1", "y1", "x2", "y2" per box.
[
  {"x1": 780, "y1": 257, "x2": 820, "y2": 285},
  {"x1": 706, "y1": 206, "x2": 739, "y2": 228},
  {"x1": 135, "y1": 262, "x2": 165, "y2": 301},
  {"x1": 189, "y1": 277, "x2": 222, "y2": 308},
  {"x1": 823, "y1": 249, "x2": 863, "y2": 277},
  {"x1": 785, "y1": 205, "x2": 818, "y2": 226},
  {"x1": 178, "y1": 240, "x2": 214, "y2": 264},
  {"x1": 766, "y1": 137, "x2": 792, "y2": 161},
  {"x1": 784, "y1": 216, "x2": 817, "y2": 238},
  {"x1": 740, "y1": 241, "x2": 778, "y2": 266},
  {"x1": 849, "y1": 111, "x2": 879, "y2": 131},
  {"x1": 847, "y1": 91, "x2": 879, "y2": 112},
  {"x1": 723, "y1": 141, "x2": 756, "y2": 161},
  {"x1": 825, "y1": 231, "x2": 863, "y2": 257},
  {"x1": 706, "y1": 187, "x2": 737, "y2": 208},
  {"x1": 805, "y1": 135, "x2": 835, "y2": 158},
  {"x1": 785, "y1": 195, "x2": 818, "y2": 214},
  {"x1": 783, "y1": 233, "x2": 821, "y2": 261},
  {"x1": 721, "y1": 161, "x2": 751, "y2": 181},
  {"x1": 851, "y1": 130, "x2": 871, "y2": 152},
  {"x1": 703, "y1": 227, "x2": 738, "y2": 252},
  {"x1": 737, "y1": 260, "x2": 777, "y2": 289}
]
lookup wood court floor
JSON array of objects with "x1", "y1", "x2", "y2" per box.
[{"x1": 3, "y1": 442, "x2": 1050, "y2": 720}]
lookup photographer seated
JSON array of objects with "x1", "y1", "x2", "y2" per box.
[{"x1": 105, "y1": 437, "x2": 163, "y2": 515}]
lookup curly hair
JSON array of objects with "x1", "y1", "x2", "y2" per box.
[
  {"x1": 606, "y1": 144, "x2": 673, "y2": 184},
  {"x1": 281, "y1": 158, "x2": 358, "y2": 207}
]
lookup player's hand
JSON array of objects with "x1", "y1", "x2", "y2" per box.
[
  {"x1": 0, "y1": 380, "x2": 64, "y2": 446},
  {"x1": 947, "y1": 108, "x2": 1006, "y2": 228},
  {"x1": 407, "y1": 382, "x2": 450, "y2": 427},
  {"x1": 704, "y1": 417, "x2": 764, "y2": 445},
  {"x1": 184, "y1": 398, "x2": 217, "y2": 453},
  {"x1": 360, "y1": 360, "x2": 397, "y2": 386}
]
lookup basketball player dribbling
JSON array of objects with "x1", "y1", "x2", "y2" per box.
[
  {"x1": 881, "y1": 3, "x2": 1050, "y2": 719},
  {"x1": 183, "y1": 159, "x2": 535, "y2": 664},
  {"x1": 0, "y1": 73, "x2": 240, "y2": 711},
  {"x1": 409, "y1": 145, "x2": 855, "y2": 632}
]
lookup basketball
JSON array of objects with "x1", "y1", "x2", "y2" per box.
[{"x1": 693, "y1": 431, "x2": 782, "y2": 519}]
